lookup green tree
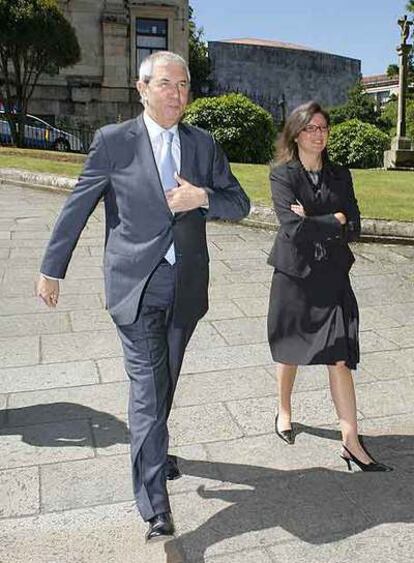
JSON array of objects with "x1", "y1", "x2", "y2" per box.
[
  {"x1": 188, "y1": 4, "x2": 210, "y2": 98},
  {"x1": 0, "y1": 0, "x2": 80, "y2": 147},
  {"x1": 387, "y1": 64, "x2": 399, "y2": 77},
  {"x1": 329, "y1": 81, "x2": 379, "y2": 126}
]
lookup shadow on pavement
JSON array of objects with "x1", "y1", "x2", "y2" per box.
[
  {"x1": 165, "y1": 424, "x2": 413, "y2": 562},
  {"x1": 0, "y1": 402, "x2": 129, "y2": 448},
  {"x1": 0, "y1": 404, "x2": 412, "y2": 563}
]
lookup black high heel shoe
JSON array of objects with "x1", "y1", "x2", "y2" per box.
[
  {"x1": 275, "y1": 414, "x2": 295, "y2": 445},
  {"x1": 340, "y1": 444, "x2": 393, "y2": 472}
]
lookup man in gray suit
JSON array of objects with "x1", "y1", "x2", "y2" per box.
[{"x1": 37, "y1": 51, "x2": 250, "y2": 541}]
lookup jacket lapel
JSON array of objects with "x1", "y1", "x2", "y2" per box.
[
  {"x1": 178, "y1": 123, "x2": 196, "y2": 180},
  {"x1": 287, "y1": 160, "x2": 314, "y2": 208}
]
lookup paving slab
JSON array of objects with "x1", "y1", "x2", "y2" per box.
[
  {"x1": 360, "y1": 348, "x2": 414, "y2": 380},
  {"x1": 0, "y1": 466, "x2": 39, "y2": 518},
  {"x1": 181, "y1": 342, "x2": 271, "y2": 374},
  {"x1": 0, "y1": 359, "x2": 98, "y2": 394},
  {"x1": 212, "y1": 317, "x2": 267, "y2": 345},
  {"x1": 186, "y1": 322, "x2": 228, "y2": 350},
  {"x1": 376, "y1": 326, "x2": 414, "y2": 348},
  {"x1": 203, "y1": 300, "x2": 245, "y2": 321},
  {"x1": 358, "y1": 306, "x2": 402, "y2": 331},
  {"x1": 96, "y1": 356, "x2": 126, "y2": 382},
  {"x1": 41, "y1": 329, "x2": 122, "y2": 363},
  {"x1": 174, "y1": 367, "x2": 275, "y2": 408},
  {"x1": 168, "y1": 403, "x2": 244, "y2": 446},
  {"x1": 232, "y1": 297, "x2": 269, "y2": 317},
  {"x1": 40, "y1": 455, "x2": 133, "y2": 512},
  {"x1": 355, "y1": 378, "x2": 414, "y2": 418},
  {"x1": 359, "y1": 330, "x2": 400, "y2": 353},
  {"x1": 377, "y1": 302, "x2": 414, "y2": 325},
  {"x1": 70, "y1": 309, "x2": 114, "y2": 332},
  {"x1": 0, "y1": 293, "x2": 102, "y2": 315},
  {"x1": 58, "y1": 277, "x2": 106, "y2": 296},
  {"x1": 209, "y1": 282, "x2": 269, "y2": 300},
  {"x1": 0, "y1": 334, "x2": 39, "y2": 367},
  {"x1": 0, "y1": 311, "x2": 71, "y2": 337}
]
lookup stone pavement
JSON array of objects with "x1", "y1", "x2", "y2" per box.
[{"x1": 0, "y1": 182, "x2": 413, "y2": 563}]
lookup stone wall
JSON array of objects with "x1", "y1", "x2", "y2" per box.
[
  {"x1": 208, "y1": 42, "x2": 361, "y2": 121},
  {"x1": 28, "y1": 0, "x2": 189, "y2": 127}
]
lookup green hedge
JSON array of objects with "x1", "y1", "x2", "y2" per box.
[
  {"x1": 328, "y1": 119, "x2": 390, "y2": 168},
  {"x1": 184, "y1": 93, "x2": 276, "y2": 164}
]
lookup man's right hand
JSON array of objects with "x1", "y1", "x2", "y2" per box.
[{"x1": 36, "y1": 274, "x2": 60, "y2": 308}]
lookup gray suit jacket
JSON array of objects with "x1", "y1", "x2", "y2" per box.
[{"x1": 41, "y1": 115, "x2": 250, "y2": 326}]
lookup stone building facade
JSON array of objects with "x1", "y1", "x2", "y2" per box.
[
  {"x1": 29, "y1": 0, "x2": 189, "y2": 126},
  {"x1": 208, "y1": 38, "x2": 361, "y2": 122}
]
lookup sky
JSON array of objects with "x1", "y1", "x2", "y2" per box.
[{"x1": 190, "y1": 0, "x2": 412, "y2": 76}]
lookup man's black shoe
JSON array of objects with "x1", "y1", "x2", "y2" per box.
[
  {"x1": 165, "y1": 454, "x2": 181, "y2": 480},
  {"x1": 145, "y1": 512, "x2": 175, "y2": 542}
]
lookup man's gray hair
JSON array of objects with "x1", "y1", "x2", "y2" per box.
[{"x1": 138, "y1": 51, "x2": 191, "y2": 82}]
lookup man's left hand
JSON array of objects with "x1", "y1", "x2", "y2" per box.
[{"x1": 165, "y1": 173, "x2": 209, "y2": 212}]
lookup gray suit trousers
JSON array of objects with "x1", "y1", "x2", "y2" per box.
[{"x1": 116, "y1": 261, "x2": 196, "y2": 520}]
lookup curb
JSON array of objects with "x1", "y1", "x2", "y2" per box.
[{"x1": 1, "y1": 168, "x2": 414, "y2": 243}]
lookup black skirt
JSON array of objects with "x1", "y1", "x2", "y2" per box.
[{"x1": 267, "y1": 262, "x2": 359, "y2": 370}]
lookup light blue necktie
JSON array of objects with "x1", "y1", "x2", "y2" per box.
[{"x1": 160, "y1": 130, "x2": 177, "y2": 264}]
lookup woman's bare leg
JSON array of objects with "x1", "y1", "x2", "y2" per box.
[
  {"x1": 328, "y1": 362, "x2": 373, "y2": 464},
  {"x1": 276, "y1": 362, "x2": 298, "y2": 431}
]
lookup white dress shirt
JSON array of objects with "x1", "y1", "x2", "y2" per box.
[{"x1": 143, "y1": 112, "x2": 181, "y2": 175}]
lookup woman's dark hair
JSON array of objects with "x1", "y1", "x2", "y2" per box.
[{"x1": 275, "y1": 101, "x2": 330, "y2": 165}]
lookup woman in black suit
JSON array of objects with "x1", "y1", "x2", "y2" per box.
[{"x1": 267, "y1": 101, "x2": 391, "y2": 471}]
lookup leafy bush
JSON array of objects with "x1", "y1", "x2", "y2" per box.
[
  {"x1": 184, "y1": 93, "x2": 276, "y2": 163},
  {"x1": 328, "y1": 119, "x2": 390, "y2": 168}
]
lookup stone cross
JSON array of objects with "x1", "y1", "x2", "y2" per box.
[{"x1": 398, "y1": 14, "x2": 412, "y2": 45}]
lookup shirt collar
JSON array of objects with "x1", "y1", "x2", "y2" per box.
[{"x1": 142, "y1": 111, "x2": 178, "y2": 142}]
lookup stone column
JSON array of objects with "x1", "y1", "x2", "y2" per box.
[
  {"x1": 384, "y1": 15, "x2": 414, "y2": 169},
  {"x1": 396, "y1": 43, "x2": 411, "y2": 138}
]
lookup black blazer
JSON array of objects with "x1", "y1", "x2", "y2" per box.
[
  {"x1": 268, "y1": 159, "x2": 361, "y2": 278},
  {"x1": 41, "y1": 116, "x2": 250, "y2": 326}
]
